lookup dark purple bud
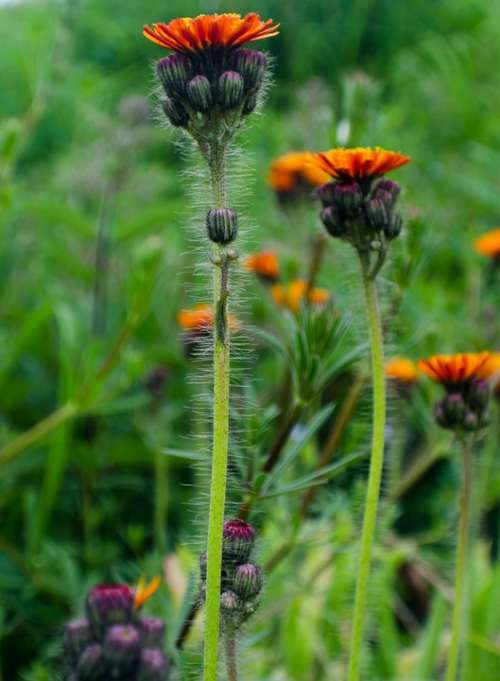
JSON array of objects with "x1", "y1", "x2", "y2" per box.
[
  {"x1": 187, "y1": 75, "x2": 213, "y2": 113},
  {"x1": 77, "y1": 644, "x2": 105, "y2": 681},
  {"x1": 161, "y1": 97, "x2": 189, "y2": 128},
  {"x1": 234, "y1": 49, "x2": 267, "y2": 91},
  {"x1": 467, "y1": 378, "x2": 491, "y2": 412},
  {"x1": 156, "y1": 54, "x2": 191, "y2": 95},
  {"x1": 206, "y1": 208, "x2": 238, "y2": 245},
  {"x1": 63, "y1": 618, "x2": 91, "y2": 663},
  {"x1": 372, "y1": 179, "x2": 401, "y2": 209},
  {"x1": 103, "y1": 624, "x2": 140, "y2": 669},
  {"x1": 320, "y1": 205, "x2": 345, "y2": 238},
  {"x1": 218, "y1": 71, "x2": 244, "y2": 110},
  {"x1": 242, "y1": 91, "x2": 259, "y2": 116},
  {"x1": 332, "y1": 181, "x2": 363, "y2": 219},
  {"x1": 86, "y1": 584, "x2": 135, "y2": 633},
  {"x1": 384, "y1": 213, "x2": 403, "y2": 240},
  {"x1": 139, "y1": 617, "x2": 165, "y2": 648},
  {"x1": 223, "y1": 518, "x2": 255, "y2": 563},
  {"x1": 365, "y1": 197, "x2": 390, "y2": 232},
  {"x1": 233, "y1": 563, "x2": 263, "y2": 599},
  {"x1": 316, "y1": 182, "x2": 337, "y2": 206},
  {"x1": 137, "y1": 648, "x2": 170, "y2": 681}
]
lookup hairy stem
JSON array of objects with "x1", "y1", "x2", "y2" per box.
[
  {"x1": 445, "y1": 438, "x2": 473, "y2": 681},
  {"x1": 203, "y1": 141, "x2": 231, "y2": 681},
  {"x1": 225, "y1": 629, "x2": 239, "y2": 681},
  {"x1": 347, "y1": 263, "x2": 386, "y2": 681}
]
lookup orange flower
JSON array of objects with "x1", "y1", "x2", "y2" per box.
[
  {"x1": 271, "y1": 280, "x2": 330, "y2": 313},
  {"x1": 268, "y1": 152, "x2": 330, "y2": 194},
  {"x1": 473, "y1": 228, "x2": 500, "y2": 259},
  {"x1": 177, "y1": 304, "x2": 239, "y2": 331},
  {"x1": 385, "y1": 358, "x2": 418, "y2": 383},
  {"x1": 418, "y1": 352, "x2": 492, "y2": 387},
  {"x1": 143, "y1": 13, "x2": 279, "y2": 53},
  {"x1": 244, "y1": 251, "x2": 279, "y2": 281},
  {"x1": 308, "y1": 147, "x2": 411, "y2": 183},
  {"x1": 134, "y1": 576, "x2": 161, "y2": 610}
]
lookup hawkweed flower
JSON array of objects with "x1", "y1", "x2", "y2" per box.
[
  {"x1": 479, "y1": 353, "x2": 500, "y2": 398},
  {"x1": 268, "y1": 151, "x2": 330, "y2": 203},
  {"x1": 418, "y1": 352, "x2": 492, "y2": 431},
  {"x1": 177, "y1": 304, "x2": 239, "y2": 358},
  {"x1": 244, "y1": 250, "x2": 279, "y2": 283},
  {"x1": 144, "y1": 13, "x2": 278, "y2": 152},
  {"x1": 271, "y1": 279, "x2": 330, "y2": 313},
  {"x1": 473, "y1": 228, "x2": 500, "y2": 262},
  {"x1": 307, "y1": 146, "x2": 410, "y2": 681},
  {"x1": 385, "y1": 357, "x2": 418, "y2": 384},
  {"x1": 63, "y1": 579, "x2": 168, "y2": 681},
  {"x1": 309, "y1": 146, "x2": 410, "y2": 279}
]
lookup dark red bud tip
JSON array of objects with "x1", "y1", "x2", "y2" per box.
[
  {"x1": 223, "y1": 518, "x2": 255, "y2": 541},
  {"x1": 86, "y1": 584, "x2": 135, "y2": 632},
  {"x1": 223, "y1": 518, "x2": 255, "y2": 563}
]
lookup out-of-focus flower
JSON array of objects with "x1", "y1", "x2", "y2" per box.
[
  {"x1": 134, "y1": 576, "x2": 161, "y2": 610},
  {"x1": 479, "y1": 352, "x2": 500, "y2": 395},
  {"x1": 268, "y1": 151, "x2": 330, "y2": 199},
  {"x1": 418, "y1": 352, "x2": 492, "y2": 431},
  {"x1": 309, "y1": 147, "x2": 410, "y2": 183},
  {"x1": 177, "y1": 304, "x2": 239, "y2": 332},
  {"x1": 143, "y1": 13, "x2": 279, "y2": 53},
  {"x1": 385, "y1": 357, "x2": 418, "y2": 383},
  {"x1": 473, "y1": 228, "x2": 500, "y2": 260},
  {"x1": 244, "y1": 250, "x2": 279, "y2": 283},
  {"x1": 271, "y1": 279, "x2": 330, "y2": 313}
]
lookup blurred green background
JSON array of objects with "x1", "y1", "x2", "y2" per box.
[{"x1": 0, "y1": 0, "x2": 499, "y2": 679}]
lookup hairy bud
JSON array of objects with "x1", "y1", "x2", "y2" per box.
[
  {"x1": 103, "y1": 624, "x2": 140, "y2": 670},
  {"x1": 233, "y1": 563, "x2": 263, "y2": 599},
  {"x1": 137, "y1": 648, "x2": 170, "y2": 681},
  {"x1": 187, "y1": 75, "x2": 213, "y2": 113},
  {"x1": 332, "y1": 181, "x2": 363, "y2": 219},
  {"x1": 372, "y1": 179, "x2": 401, "y2": 209},
  {"x1": 157, "y1": 54, "x2": 191, "y2": 96},
  {"x1": 206, "y1": 208, "x2": 238, "y2": 245},
  {"x1": 139, "y1": 618, "x2": 165, "y2": 648},
  {"x1": 365, "y1": 197, "x2": 390, "y2": 232},
  {"x1": 223, "y1": 518, "x2": 255, "y2": 563},
  {"x1": 467, "y1": 378, "x2": 490, "y2": 412},
  {"x1": 234, "y1": 49, "x2": 267, "y2": 91},
  {"x1": 86, "y1": 585, "x2": 134, "y2": 634},
  {"x1": 161, "y1": 97, "x2": 189, "y2": 128},
  {"x1": 218, "y1": 71, "x2": 244, "y2": 110},
  {"x1": 320, "y1": 205, "x2": 345, "y2": 238},
  {"x1": 242, "y1": 91, "x2": 259, "y2": 116}
]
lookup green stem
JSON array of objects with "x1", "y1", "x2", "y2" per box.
[
  {"x1": 445, "y1": 438, "x2": 473, "y2": 681},
  {"x1": 347, "y1": 264, "x2": 386, "y2": 681},
  {"x1": 203, "y1": 142, "x2": 231, "y2": 681},
  {"x1": 224, "y1": 629, "x2": 239, "y2": 681}
]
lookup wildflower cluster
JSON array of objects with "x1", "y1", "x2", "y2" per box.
[
  {"x1": 200, "y1": 519, "x2": 263, "y2": 631},
  {"x1": 62, "y1": 582, "x2": 168, "y2": 681},
  {"x1": 310, "y1": 147, "x2": 410, "y2": 276},
  {"x1": 145, "y1": 13, "x2": 277, "y2": 146},
  {"x1": 419, "y1": 353, "x2": 492, "y2": 432}
]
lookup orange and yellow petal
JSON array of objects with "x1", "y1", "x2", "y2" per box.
[
  {"x1": 308, "y1": 147, "x2": 410, "y2": 182},
  {"x1": 271, "y1": 280, "x2": 330, "y2": 313},
  {"x1": 473, "y1": 229, "x2": 500, "y2": 259},
  {"x1": 268, "y1": 152, "x2": 330, "y2": 193},
  {"x1": 143, "y1": 13, "x2": 279, "y2": 53},
  {"x1": 134, "y1": 576, "x2": 161, "y2": 609},
  {"x1": 177, "y1": 304, "x2": 213, "y2": 330},
  {"x1": 385, "y1": 357, "x2": 418, "y2": 383},
  {"x1": 244, "y1": 251, "x2": 279, "y2": 280},
  {"x1": 418, "y1": 352, "x2": 492, "y2": 385}
]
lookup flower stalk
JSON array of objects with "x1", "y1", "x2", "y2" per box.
[
  {"x1": 346, "y1": 259, "x2": 386, "y2": 681},
  {"x1": 445, "y1": 437, "x2": 473, "y2": 681},
  {"x1": 224, "y1": 628, "x2": 239, "y2": 681}
]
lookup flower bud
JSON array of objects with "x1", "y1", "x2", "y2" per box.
[
  {"x1": 384, "y1": 213, "x2": 403, "y2": 240},
  {"x1": 63, "y1": 618, "x2": 91, "y2": 663},
  {"x1": 435, "y1": 393, "x2": 466, "y2": 429},
  {"x1": 137, "y1": 648, "x2": 170, "y2": 681},
  {"x1": 462, "y1": 410, "x2": 480, "y2": 432},
  {"x1": 365, "y1": 198, "x2": 390, "y2": 232},
  {"x1": 220, "y1": 590, "x2": 239, "y2": 614},
  {"x1": 242, "y1": 91, "x2": 259, "y2": 116},
  {"x1": 467, "y1": 378, "x2": 490, "y2": 412},
  {"x1": 316, "y1": 182, "x2": 337, "y2": 206},
  {"x1": 218, "y1": 71, "x2": 244, "y2": 111},
  {"x1": 77, "y1": 644, "x2": 105, "y2": 681},
  {"x1": 86, "y1": 584, "x2": 134, "y2": 633},
  {"x1": 187, "y1": 75, "x2": 213, "y2": 113},
  {"x1": 333, "y1": 181, "x2": 363, "y2": 219},
  {"x1": 233, "y1": 563, "x2": 263, "y2": 599},
  {"x1": 320, "y1": 205, "x2": 345, "y2": 238},
  {"x1": 103, "y1": 624, "x2": 140, "y2": 670},
  {"x1": 234, "y1": 49, "x2": 267, "y2": 91},
  {"x1": 223, "y1": 518, "x2": 255, "y2": 563},
  {"x1": 162, "y1": 97, "x2": 189, "y2": 127},
  {"x1": 206, "y1": 208, "x2": 238, "y2": 245},
  {"x1": 372, "y1": 179, "x2": 401, "y2": 209},
  {"x1": 139, "y1": 617, "x2": 165, "y2": 648},
  {"x1": 157, "y1": 54, "x2": 191, "y2": 96}
]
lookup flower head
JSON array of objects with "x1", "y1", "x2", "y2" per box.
[
  {"x1": 134, "y1": 576, "x2": 161, "y2": 610},
  {"x1": 418, "y1": 353, "x2": 491, "y2": 389},
  {"x1": 268, "y1": 152, "x2": 330, "y2": 197},
  {"x1": 309, "y1": 147, "x2": 410, "y2": 183},
  {"x1": 177, "y1": 304, "x2": 238, "y2": 332},
  {"x1": 244, "y1": 250, "x2": 279, "y2": 282},
  {"x1": 143, "y1": 13, "x2": 279, "y2": 54},
  {"x1": 385, "y1": 357, "x2": 418, "y2": 383},
  {"x1": 271, "y1": 279, "x2": 330, "y2": 313},
  {"x1": 473, "y1": 228, "x2": 500, "y2": 260}
]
